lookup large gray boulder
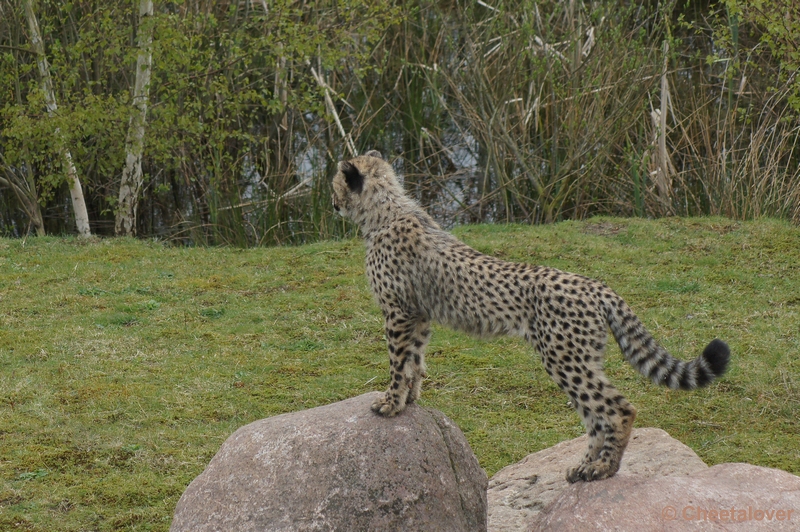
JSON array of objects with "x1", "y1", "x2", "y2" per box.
[
  {"x1": 532, "y1": 462, "x2": 800, "y2": 531},
  {"x1": 171, "y1": 392, "x2": 487, "y2": 532},
  {"x1": 488, "y1": 427, "x2": 708, "y2": 531}
]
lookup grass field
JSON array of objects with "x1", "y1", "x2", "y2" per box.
[{"x1": 1, "y1": 217, "x2": 799, "y2": 530}]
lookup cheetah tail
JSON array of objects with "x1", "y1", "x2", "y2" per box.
[{"x1": 606, "y1": 296, "x2": 730, "y2": 390}]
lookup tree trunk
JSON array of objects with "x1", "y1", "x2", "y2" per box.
[
  {"x1": 116, "y1": 0, "x2": 154, "y2": 237},
  {"x1": 23, "y1": 0, "x2": 92, "y2": 237},
  {"x1": 653, "y1": 39, "x2": 675, "y2": 215}
]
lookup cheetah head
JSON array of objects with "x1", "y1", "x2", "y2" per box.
[{"x1": 331, "y1": 150, "x2": 399, "y2": 222}]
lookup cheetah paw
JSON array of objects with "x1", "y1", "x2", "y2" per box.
[
  {"x1": 370, "y1": 393, "x2": 404, "y2": 417},
  {"x1": 565, "y1": 460, "x2": 617, "y2": 483}
]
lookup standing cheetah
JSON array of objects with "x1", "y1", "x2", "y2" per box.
[{"x1": 331, "y1": 150, "x2": 730, "y2": 482}]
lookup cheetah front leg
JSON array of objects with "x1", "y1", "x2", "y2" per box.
[{"x1": 371, "y1": 313, "x2": 430, "y2": 417}]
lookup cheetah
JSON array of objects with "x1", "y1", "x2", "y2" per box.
[{"x1": 331, "y1": 150, "x2": 730, "y2": 482}]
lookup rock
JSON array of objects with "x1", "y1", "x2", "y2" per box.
[
  {"x1": 488, "y1": 428, "x2": 708, "y2": 532},
  {"x1": 171, "y1": 392, "x2": 487, "y2": 532},
  {"x1": 531, "y1": 462, "x2": 800, "y2": 531}
]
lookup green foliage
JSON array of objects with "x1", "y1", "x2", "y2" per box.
[
  {"x1": 1, "y1": 217, "x2": 798, "y2": 530},
  {"x1": 0, "y1": 0, "x2": 399, "y2": 240},
  {"x1": 725, "y1": 0, "x2": 800, "y2": 110},
  {"x1": 2, "y1": 90, "x2": 128, "y2": 204}
]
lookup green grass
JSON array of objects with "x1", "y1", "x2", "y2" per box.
[{"x1": 1, "y1": 217, "x2": 799, "y2": 530}]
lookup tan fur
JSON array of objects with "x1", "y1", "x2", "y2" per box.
[{"x1": 331, "y1": 151, "x2": 729, "y2": 482}]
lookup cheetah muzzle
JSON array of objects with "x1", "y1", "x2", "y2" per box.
[{"x1": 330, "y1": 150, "x2": 730, "y2": 483}]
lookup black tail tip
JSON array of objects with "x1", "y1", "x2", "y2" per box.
[{"x1": 702, "y1": 338, "x2": 730, "y2": 377}]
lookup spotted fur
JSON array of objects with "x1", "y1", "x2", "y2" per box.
[{"x1": 331, "y1": 151, "x2": 730, "y2": 482}]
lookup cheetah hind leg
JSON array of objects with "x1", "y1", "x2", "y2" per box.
[
  {"x1": 566, "y1": 397, "x2": 637, "y2": 482},
  {"x1": 570, "y1": 413, "x2": 605, "y2": 472}
]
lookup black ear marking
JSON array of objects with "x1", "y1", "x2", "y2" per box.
[
  {"x1": 364, "y1": 150, "x2": 382, "y2": 160},
  {"x1": 339, "y1": 161, "x2": 364, "y2": 193}
]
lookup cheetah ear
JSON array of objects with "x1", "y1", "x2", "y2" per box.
[
  {"x1": 339, "y1": 161, "x2": 364, "y2": 194},
  {"x1": 364, "y1": 150, "x2": 382, "y2": 160}
]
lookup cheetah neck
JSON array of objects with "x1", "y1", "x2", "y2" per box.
[{"x1": 357, "y1": 192, "x2": 431, "y2": 240}]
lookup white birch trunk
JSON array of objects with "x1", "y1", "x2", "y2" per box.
[
  {"x1": 654, "y1": 39, "x2": 675, "y2": 213},
  {"x1": 115, "y1": 0, "x2": 154, "y2": 236},
  {"x1": 24, "y1": 0, "x2": 91, "y2": 237}
]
